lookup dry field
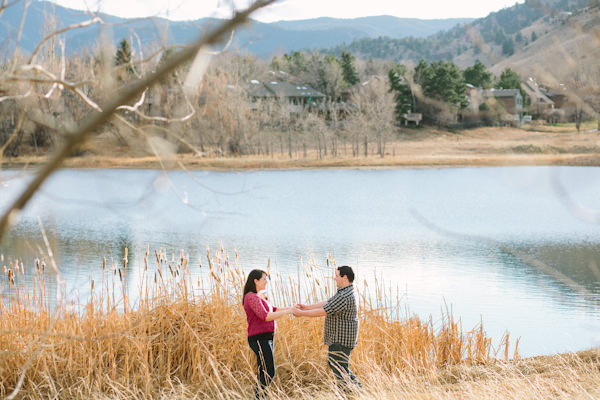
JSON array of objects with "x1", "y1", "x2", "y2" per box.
[
  {"x1": 0, "y1": 246, "x2": 598, "y2": 399},
  {"x1": 3, "y1": 124, "x2": 600, "y2": 171}
]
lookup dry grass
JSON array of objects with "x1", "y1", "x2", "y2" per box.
[
  {"x1": 0, "y1": 246, "x2": 598, "y2": 399},
  {"x1": 3, "y1": 125, "x2": 600, "y2": 171}
]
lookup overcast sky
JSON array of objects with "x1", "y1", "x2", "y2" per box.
[{"x1": 50, "y1": 0, "x2": 525, "y2": 22}]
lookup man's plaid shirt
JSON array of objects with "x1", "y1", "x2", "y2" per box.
[{"x1": 323, "y1": 284, "x2": 359, "y2": 349}]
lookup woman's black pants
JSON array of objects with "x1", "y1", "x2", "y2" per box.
[{"x1": 248, "y1": 335, "x2": 275, "y2": 399}]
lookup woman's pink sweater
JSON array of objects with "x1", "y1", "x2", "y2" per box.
[{"x1": 243, "y1": 292, "x2": 278, "y2": 337}]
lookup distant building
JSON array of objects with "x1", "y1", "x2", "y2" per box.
[
  {"x1": 521, "y1": 78, "x2": 554, "y2": 117},
  {"x1": 483, "y1": 88, "x2": 524, "y2": 117},
  {"x1": 248, "y1": 80, "x2": 325, "y2": 115},
  {"x1": 543, "y1": 86, "x2": 568, "y2": 109},
  {"x1": 464, "y1": 85, "x2": 524, "y2": 125}
]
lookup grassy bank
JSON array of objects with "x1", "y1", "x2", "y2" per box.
[
  {"x1": 2, "y1": 126, "x2": 600, "y2": 170},
  {"x1": 1, "y1": 246, "x2": 598, "y2": 399}
]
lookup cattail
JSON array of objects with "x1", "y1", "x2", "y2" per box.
[{"x1": 7, "y1": 269, "x2": 15, "y2": 286}]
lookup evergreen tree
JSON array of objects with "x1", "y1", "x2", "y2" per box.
[
  {"x1": 502, "y1": 38, "x2": 515, "y2": 56},
  {"x1": 463, "y1": 61, "x2": 492, "y2": 88},
  {"x1": 413, "y1": 59, "x2": 433, "y2": 88},
  {"x1": 531, "y1": 31, "x2": 537, "y2": 42},
  {"x1": 515, "y1": 31, "x2": 523, "y2": 42},
  {"x1": 388, "y1": 64, "x2": 412, "y2": 121},
  {"x1": 339, "y1": 51, "x2": 360, "y2": 87},
  {"x1": 425, "y1": 61, "x2": 467, "y2": 109},
  {"x1": 497, "y1": 68, "x2": 521, "y2": 89},
  {"x1": 115, "y1": 38, "x2": 135, "y2": 75},
  {"x1": 497, "y1": 67, "x2": 526, "y2": 99}
]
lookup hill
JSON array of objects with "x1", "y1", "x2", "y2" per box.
[
  {"x1": 327, "y1": 0, "x2": 599, "y2": 82},
  {"x1": 0, "y1": 1, "x2": 472, "y2": 58}
]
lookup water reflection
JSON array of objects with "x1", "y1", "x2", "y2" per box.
[{"x1": 1, "y1": 167, "x2": 600, "y2": 356}]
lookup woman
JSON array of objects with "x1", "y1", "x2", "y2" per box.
[{"x1": 243, "y1": 269, "x2": 291, "y2": 399}]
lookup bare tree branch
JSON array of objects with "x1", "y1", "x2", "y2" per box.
[
  {"x1": 0, "y1": 0, "x2": 277, "y2": 243},
  {"x1": 9, "y1": 0, "x2": 30, "y2": 72},
  {"x1": 27, "y1": 16, "x2": 103, "y2": 64}
]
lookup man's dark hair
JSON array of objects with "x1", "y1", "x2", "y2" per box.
[{"x1": 337, "y1": 265, "x2": 355, "y2": 282}]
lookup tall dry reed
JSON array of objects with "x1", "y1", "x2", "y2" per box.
[{"x1": 0, "y1": 246, "x2": 517, "y2": 399}]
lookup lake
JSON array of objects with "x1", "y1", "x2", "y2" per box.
[{"x1": 1, "y1": 166, "x2": 600, "y2": 357}]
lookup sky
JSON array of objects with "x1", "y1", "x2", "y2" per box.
[{"x1": 50, "y1": 0, "x2": 525, "y2": 22}]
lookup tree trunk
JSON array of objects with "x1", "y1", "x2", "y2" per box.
[
  {"x1": 364, "y1": 136, "x2": 368, "y2": 157},
  {"x1": 318, "y1": 137, "x2": 322, "y2": 159}
]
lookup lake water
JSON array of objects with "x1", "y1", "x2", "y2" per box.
[{"x1": 1, "y1": 166, "x2": 600, "y2": 357}]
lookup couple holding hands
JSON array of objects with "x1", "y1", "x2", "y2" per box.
[{"x1": 242, "y1": 266, "x2": 362, "y2": 399}]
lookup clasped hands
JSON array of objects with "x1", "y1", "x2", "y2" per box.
[{"x1": 287, "y1": 303, "x2": 307, "y2": 317}]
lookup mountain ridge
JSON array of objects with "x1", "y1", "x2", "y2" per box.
[{"x1": 0, "y1": 1, "x2": 473, "y2": 57}]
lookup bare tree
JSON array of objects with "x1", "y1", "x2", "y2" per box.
[{"x1": 345, "y1": 76, "x2": 394, "y2": 158}]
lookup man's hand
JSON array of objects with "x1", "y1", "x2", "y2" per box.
[
  {"x1": 292, "y1": 307, "x2": 303, "y2": 317},
  {"x1": 295, "y1": 303, "x2": 306, "y2": 310}
]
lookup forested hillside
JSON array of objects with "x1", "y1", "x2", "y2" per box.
[{"x1": 327, "y1": 0, "x2": 595, "y2": 66}]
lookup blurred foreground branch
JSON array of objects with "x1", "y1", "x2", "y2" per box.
[{"x1": 0, "y1": 0, "x2": 276, "y2": 244}]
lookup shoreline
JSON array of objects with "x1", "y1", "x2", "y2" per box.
[{"x1": 3, "y1": 153, "x2": 600, "y2": 171}]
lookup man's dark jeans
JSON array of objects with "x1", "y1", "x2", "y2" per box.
[
  {"x1": 248, "y1": 337, "x2": 275, "y2": 399},
  {"x1": 328, "y1": 343, "x2": 362, "y2": 392}
]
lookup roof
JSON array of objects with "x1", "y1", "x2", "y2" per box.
[
  {"x1": 248, "y1": 80, "x2": 325, "y2": 99},
  {"x1": 543, "y1": 87, "x2": 567, "y2": 97},
  {"x1": 483, "y1": 89, "x2": 522, "y2": 98},
  {"x1": 344, "y1": 75, "x2": 386, "y2": 94},
  {"x1": 522, "y1": 78, "x2": 554, "y2": 105}
]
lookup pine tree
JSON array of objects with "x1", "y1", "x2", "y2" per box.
[
  {"x1": 502, "y1": 38, "x2": 515, "y2": 56},
  {"x1": 463, "y1": 61, "x2": 492, "y2": 89},
  {"x1": 388, "y1": 65, "x2": 412, "y2": 122},
  {"x1": 497, "y1": 68, "x2": 526, "y2": 100},
  {"x1": 339, "y1": 51, "x2": 359, "y2": 87},
  {"x1": 115, "y1": 38, "x2": 135, "y2": 76}
]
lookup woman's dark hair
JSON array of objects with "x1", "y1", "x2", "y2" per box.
[{"x1": 243, "y1": 269, "x2": 267, "y2": 304}]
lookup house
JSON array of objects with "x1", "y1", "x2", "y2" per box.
[
  {"x1": 543, "y1": 86, "x2": 568, "y2": 109},
  {"x1": 482, "y1": 88, "x2": 524, "y2": 118},
  {"x1": 248, "y1": 80, "x2": 325, "y2": 115},
  {"x1": 522, "y1": 78, "x2": 554, "y2": 117},
  {"x1": 464, "y1": 86, "x2": 524, "y2": 125}
]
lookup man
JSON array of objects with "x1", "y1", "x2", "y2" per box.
[{"x1": 293, "y1": 265, "x2": 362, "y2": 392}]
